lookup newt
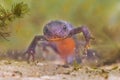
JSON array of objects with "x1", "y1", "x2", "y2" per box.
[{"x1": 25, "y1": 20, "x2": 95, "y2": 64}]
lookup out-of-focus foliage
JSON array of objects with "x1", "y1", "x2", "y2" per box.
[
  {"x1": 0, "y1": 0, "x2": 120, "y2": 64},
  {"x1": 0, "y1": 2, "x2": 29, "y2": 40},
  {"x1": 11, "y1": 2, "x2": 29, "y2": 18}
]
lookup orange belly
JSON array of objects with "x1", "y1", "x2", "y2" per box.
[{"x1": 54, "y1": 38, "x2": 75, "y2": 59}]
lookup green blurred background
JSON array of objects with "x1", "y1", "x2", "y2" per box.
[{"x1": 0, "y1": 0, "x2": 120, "y2": 64}]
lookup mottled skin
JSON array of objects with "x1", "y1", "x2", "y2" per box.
[{"x1": 25, "y1": 20, "x2": 94, "y2": 64}]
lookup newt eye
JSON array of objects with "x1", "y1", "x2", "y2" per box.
[
  {"x1": 44, "y1": 27, "x2": 49, "y2": 34},
  {"x1": 63, "y1": 25, "x2": 67, "y2": 30}
]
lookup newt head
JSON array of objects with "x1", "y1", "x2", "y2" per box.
[{"x1": 43, "y1": 20, "x2": 73, "y2": 41}]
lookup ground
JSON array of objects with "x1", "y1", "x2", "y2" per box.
[{"x1": 0, "y1": 59, "x2": 120, "y2": 80}]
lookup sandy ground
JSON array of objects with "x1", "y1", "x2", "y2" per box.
[{"x1": 0, "y1": 60, "x2": 119, "y2": 80}]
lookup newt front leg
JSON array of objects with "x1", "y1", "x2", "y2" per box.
[
  {"x1": 25, "y1": 35, "x2": 47, "y2": 63},
  {"x1": 68, "y1": 25, "x2": 94, "y2": 53}
]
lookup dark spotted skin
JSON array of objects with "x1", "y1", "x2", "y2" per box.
[{"x1": 25, "y1": 20, "x2": 94, "y2": 64}]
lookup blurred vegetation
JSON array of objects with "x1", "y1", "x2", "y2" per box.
[
  {"x1": 0, "y1": 2, "x2": 29, "y2": 40},
  {"x1": 0, "y1": 0, "x2": 120, "y2": 64}
]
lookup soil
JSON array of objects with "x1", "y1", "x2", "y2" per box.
[{"x1": 0, "y1": 59, "x2": 120, "y2": 80}]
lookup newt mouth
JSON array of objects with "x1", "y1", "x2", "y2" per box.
[
  {"x1": 46, "y1": 36, "x2": 68, "y2": 41},
  {"x1": 48, "y1": 38, "x2": 64, "y2": 41}
]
